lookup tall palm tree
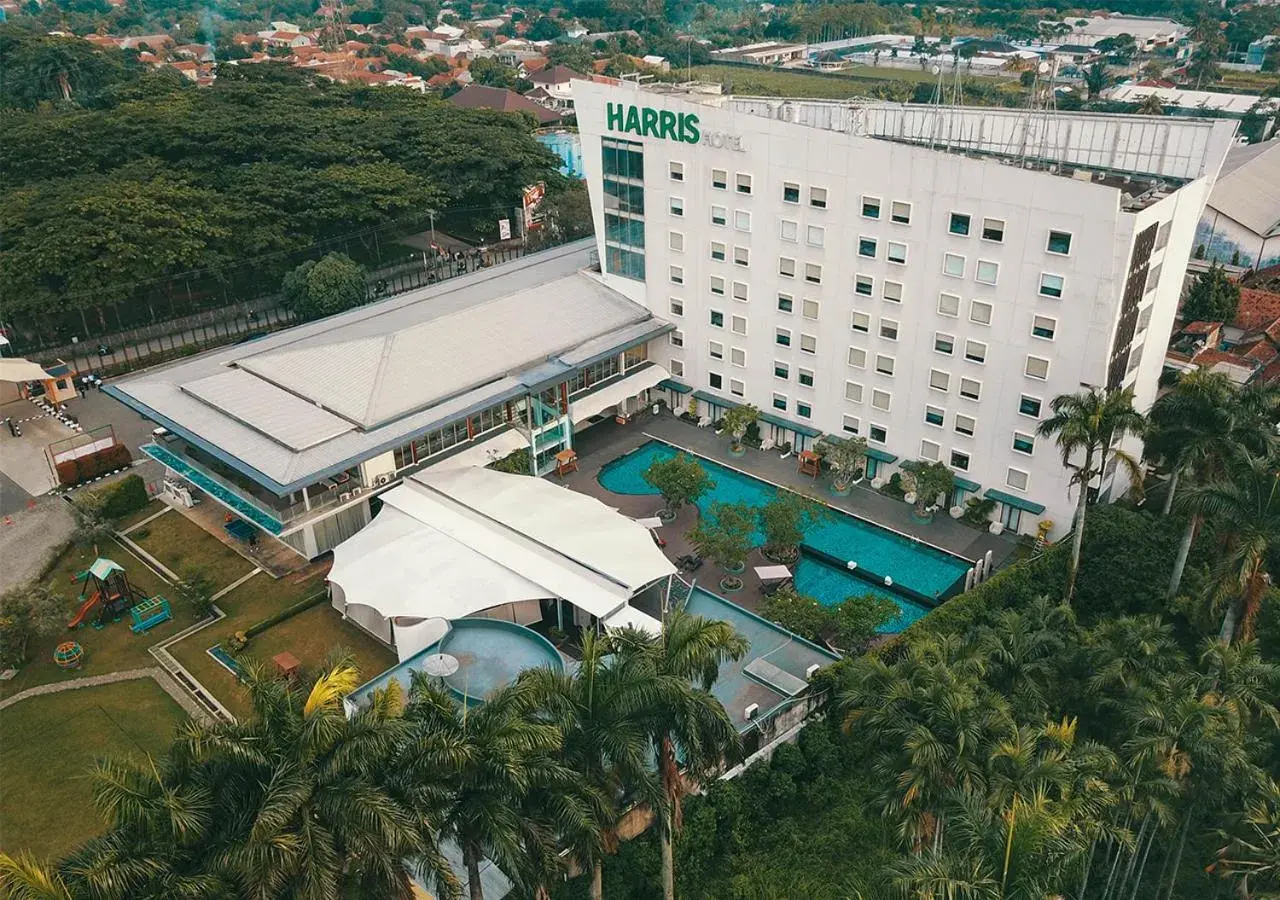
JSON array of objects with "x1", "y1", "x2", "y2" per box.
[
  {"x1": 1036, "y1": 387, "x2": 1146, "y2": 604},
  {"x1": 401, "y1": 676, "x2": 564, "y2": 900},
  {"x1": 612, "y1": 612, "x2": 747, "y2": 900},
  {"x1": 521, "y1": 631, "x2": 660, "y2": 900},
  {"x1": 1134, "y1": 93, "x2": 1167, "y2": 115},
  {"x1": 0, "y1": 852, "x2": 73, "y2": 900},
  {"x1": 1177, "y1": 453, "x2": 1280, "y2": 644}
]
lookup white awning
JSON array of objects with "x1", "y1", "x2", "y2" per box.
[
  {"x1": 602, "y1": 603, "x2": 663, "y2": 636},
  {"x1": 634, "y1": 516, "x2": 664, "y2": 529},
  {"x1": 0, "y1": 358, "x2": 52, "y2": 383},
  {"x1": 754, "y1": 565, "x2": 793, "y2": 582},
  {"x1": 427, "y1": 429, "x2": 529, "y2": 472},
  {"x1": 569, "y1": 365, "x2": 669, "y2": 424}
]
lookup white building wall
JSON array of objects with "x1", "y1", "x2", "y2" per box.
[{"x1": 576, "y1": 82, "x2": 1219, "y2": 537}]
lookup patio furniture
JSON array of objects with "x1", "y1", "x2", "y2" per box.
[
  {"x1": 272, "y1": 651, "x2": 301, "y2": 682},
  {"x1": 797, "y1": 450, "x2": 820, "y2": 479},
  {"x1": 759, "y1": 437, "x2": 775, "y2": 451},
  {"x1": 696, "y1": 416, "x2": 712, "y2": 428},
  {"x1": 754, "y1": 565, "x2": 793, "y2": 596},
  {"x1": 554, "y1": 448, "x2": 578, "y2": 477}
]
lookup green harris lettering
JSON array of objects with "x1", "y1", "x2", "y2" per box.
[
  {"x1": 639, "y1": 107, "x2": 658, "y2": 137},
  {"x1": 658, "y1": 110, "x2": 677, "y2": 140},
  {"x1": 681, "y1": 112, "x2": 700, "y2": 145},
  {"x1": 606, "y1": 102, "x2": 624, "y2": 131},
  {"x1": 606, "y1": 103, "x2": 700, "y2": 144},
  {"x1": 624, "y1": 105, "x2": 642, "y2": 134}
]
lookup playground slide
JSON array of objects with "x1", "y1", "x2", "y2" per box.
[{"x1": 67, "y1": 592, "x2": 101, "y2": 629}]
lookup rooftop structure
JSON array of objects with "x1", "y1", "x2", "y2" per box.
[
  {"x1": 1194, "y1": 140, "x2": 1280, "y2": 270},
  {"x1": 1105, "y1": 83, "x2": 1277, "y2": 117},
  {"x1": 1061, "y1": 14, "x2": 1188, "y2": 51},
  {"x1": 447, "y1": 83, "x2": 562, "y2": 124},
  {"x1": 709, "y1": 41, "x2": 808, "y2": 65}
]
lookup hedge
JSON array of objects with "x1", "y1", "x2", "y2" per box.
[
  {"x1": 55, "y1": 443, "x2": 133, "y2": 486},
  {"x1": 87, "y1": 473, "x2": 149, "y2": 520},
  {"x1": 244, "y1": 591, "x2": 328, "y2": 639}
]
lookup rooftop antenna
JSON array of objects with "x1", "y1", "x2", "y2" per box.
[{"x1": 1008, "y1": 59, "x2": 1060, "y2": 168}]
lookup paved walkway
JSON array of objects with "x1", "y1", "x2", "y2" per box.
[{"x1": 0, "y1": 666, "x2": 212, "y2": 723}]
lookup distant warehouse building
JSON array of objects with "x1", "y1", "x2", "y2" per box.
[
  {"x1": 709, "y1": 41, "x2": 808, "y2": 65},
  {"x1": 1194, "y1": 141, "x2": 1280, "y2": 269}
]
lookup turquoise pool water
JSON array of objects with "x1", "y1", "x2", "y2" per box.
[
  {"x1": 793, "y1": 554, "x2": 929, "y2": 631},
  {"x1": 599, "y1": 440, "x2": 970, "y2": 605}
]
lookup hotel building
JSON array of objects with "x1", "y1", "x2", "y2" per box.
[{"x1": 574, "y1": 80, "x2": 1236, "y2": 536}]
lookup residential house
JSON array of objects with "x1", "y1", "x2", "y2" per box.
[{"x1": 448, "y1": 83, "x2": 561, "y2": 124}]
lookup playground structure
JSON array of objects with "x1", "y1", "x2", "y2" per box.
[
  {"x1": 67, "y1": 558, "x2": 170, "y2": 634},
  {"x1": 54, "y1": 641, "x2": 84, "y2": 669},
  {"x1": 129, "y1": 596, "x2": 172, "y2": 634}
]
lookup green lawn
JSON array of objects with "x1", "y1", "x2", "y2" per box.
[
  {"x1": 115, "y1": 499, "x2": 168, "y2": 533},
  {"x1": 130, "y1": 513, "x2": 255, "y2": 590},
  {"x1": 0, "y1": 679, "x2": 188, "y2": 859},
  {"x1": 687, "y1": 63, "x2": 1015, "y2": 100}
]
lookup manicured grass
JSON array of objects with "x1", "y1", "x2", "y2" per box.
[
  {"x1": 114, "y1": 499, "x2": 168, "y2": 533},
  {"x1": 130, "y1": 513, "x2": 254, "y2": 589},
  {"x1": 687, "y1": 63, "x2": 1014, "y2": 100},
  {"x1": 0, "y1": 539, "x2": 194, "y2": 700},
  {"x1": 0, "y1": 679, "x2": 188, "y2": 859},
  {"x1": 243, "y1": 602, "x2": 396, "y2": 690}
]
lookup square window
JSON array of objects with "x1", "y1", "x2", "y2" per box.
[
  {"x1": 1146, "y1": 264, "x2": 1162, "y2": 293},
  {"x1": 883, "y1": 280, "x2": 903, "y2": 303},
  {"x1": 887, "y1": 241, "x2": 907, "y2": 264},
  {"x1": 709, "y1": 372, "x2": 722, "y2": 389},
  {"x1": 712, "y1": 168, "x2": 727, "y2": 190},
  {"x1": 798, "y1": 367, "x2": 814, "y2": 387},
  {"x1": 710, "y1": 241, "x2": 726, "y2": 261},
  {"x1": 875, "y1": 354, "x2": 894, "y2": 376},
  {"x1": 880, "y1": 319, "x2": 899, "y2": 341},
  {"x1": 862, "y1": 196, "x2": 881, "y2": 219},
  {"x1": 858, "y1": 237, "x2": 877, "y2": 258},
  {"x1": 872, "y1": 389, "x2": 891, "y2": 411},
  {"x1": 807, "y1": 225, "x2": 825, "y2": 248},
  {"x1": 802, "y1": 298, "x2": 820, "y2": 320},
  {"x1": 938, "y1": 293, "x2": 961, "y2": 317},
  {"x1": 804, "y1": 262, "x2": 822, "y2": 284},
  {"x1": 954, "y1": 414, "x2": 975, "y2": 436},
  {"x1": 845, "y1": 381, "x2": 863, "y2": 403},
  {"x1": 669, "y1": 161, "x2": 684, "y2": 182},
  {"x1": 964, "y1": 340, "x2": 987, "y2": 364},
  {"x1": 949, "y1": 212, "x2": 971, "y2": 236},
  {"x1": 779, "y1": 219, "x2": 798, "y2": 242},
  {"x1": 710, "y1": 275, "x2": 725, "y2": 295},
  {"x1": 730, "y1": 347, "x2": 746, "y2": 367},
  {"x1": 775, "y1": 328, "x2": 791, "y2": 347},
  {"x1": 934, "y1": 332, "x2": 955, "y2": 355},
  {"x1": 732, "y1": 281, "x2": 748, "y2": 302},
  {"x1": 783, "y1": 182, "x2": 800, "y2": 203},
  {"x1": 943, "y1": 253, "x2": 965, "y2": 278},
  {"x1": 669, "y1": 231, "x2": 684, "y2": 252},
  {"x1": 1039, "y1": 273, "x2": 1064, "y2": 298},
  {"x1": 734, "y1": 210, "x2": 752, "y2": 232},
  {"x1": 1025, "y1": 355, "x2": 1050, "y2": 380},
  {"x1": 736, "y1": 173, "x2": 752, "y2": 194},
  {"x1": 842, "y1": 414, "x2": 861, "y2": 435},
  {"x1": 920, "y1": 439, "x2": 941, "y2": 461},
  {"x1": 796, "y1": 401, "x2": 812, "y2": 419},
  {"x1": 711, "y1": 205, "x2": 727, "y2": 226},
  {"x1": 734, "y1": 246, "x2": 750, "y2": 267},
  {"x1": 710, "y1": 310, "x2": 724, "y2": 327},
  {"x1": 730, "y1": 378, "x2": 745, "y2": 397},
  {"x1": 670, "y1": 329, "x2": 684, "y2": 347},
  {"x1": 1155, "y1": 222, "x2": 1171, "y2": 251},
  {"x1": 731, "y1": 315, "x2": 747, "y2": 335},
  {"x1": 959, "y1": 377, "x2": 981, "y2": 400},
  {"x1": 670, "y1": 298, "x2": 684, "y2": 316},
  {"x1": 772, "y1": 393, "x2": 787, "y2": 411},
  {"x1": 847, "y1": 346, "x2": 866, "y2": 368},
  {"x1": 976, "y1": 260, "x2": 999, "y2": 285},
  {"x1": 869, "y1": 424, "x2": 887, "y2": 444},
  {"x1": 709, "y1": 340, "x2": 724, "y2": 360},
  {"x1": 925, "y1": 405, "x2": 945, "y2": 426},
  {"x1": 1012, "y1": 432, "x2": 1035, "y2": 454},
  {"x1": 774, "y1": 360, "x2": 790, "y2": 379},
  {"x1": 800, "y1": 333, "x2": 817, "y2": 354},
  {"x1": 670, "y1": 197, "x2": 684, "y2": 217},
  {"x1": 1047, "y1": 230, "x2": 1072, "y2": 255},
  {"x1": 779, "y1": 257, "x2": 796, "y2": 278},
  {"x1": 669, "y1": 358, "x2": 684, "y2": 377},
  {"x1": 810, "y1": 187, "x2": 827, "y2": 209},
  {"x1": 1007, "y1": 468, "x2": 1030, "y2": 491},
  {"x1": 669, "y1": 265, "x2": 684, "y2": 284},
  {"x1": 777, "y1": 293, "x2": 794, "y2": 313},
  {"x1": 1019, "y1": 395, "x2": 1042, "y2": 417},
  {"x1": 890, "y1": 200, "x2": 912, "y2": 224},
  {"x1": 855, "y1": 274, "x2": 874, "y2": 296},
  {"x1": 951, "y1": 450, "x2": 970, "y2": 471},
  {"x1": 981, "y1": 218, "x2": 1005, "y2": 242},
  {"x1": 970, "y1": 300, "x2": 993, "y2": 326},
  {"x1": 929, "y1": 369, "x2": 950, "y2": 392},
  {"x1": 851, "y1": 312, "x2": 871, "y2": 333},
  {"x1": 1032, "y1": 315, "x2": 1056, "y2": 340}
]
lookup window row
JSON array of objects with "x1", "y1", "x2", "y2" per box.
[{"x1": 948, "y1": 214, "x2": 1073, "y2": 256}]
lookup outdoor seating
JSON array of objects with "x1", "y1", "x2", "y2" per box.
[{"x1": 696, "y1": 416, "x2": 712, "y2": 428}]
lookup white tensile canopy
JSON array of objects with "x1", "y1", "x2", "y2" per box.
[
  {"x1": 569, "y1": 365, "x2": 669, "y2": 424},
  {"x1": 0, "y1": 358, "x2": 52, "y2": 383}
]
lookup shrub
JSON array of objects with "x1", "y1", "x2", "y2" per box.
[
  {"x1": 57, "y1": 443, "x2": 133, "y2": 486},
  {"x1": 244, "y1": 591, "x2": 328, "y2": 638},
  {"x1": 881, "y1": 472, "x2": 906, "y2": 499},
  {"x1": 488, "y1": 446, "x2": 531, "y2": 475},
  {"x1": 173, "y1": 567, "x2": 217, "y2": 619},
  {"x1": 87, "y1": 473, "x2": 148, "y2": 520},
  {"x1": 962, "y1": 496, "x2": 997, "y2": 525},
  {"x1": 642, "y1": 452, "x2": 714, "y2": 517}
]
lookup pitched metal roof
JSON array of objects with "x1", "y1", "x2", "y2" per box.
[{"x1": 1209, "y1": 141, "x2": 1280, "y2": 238}]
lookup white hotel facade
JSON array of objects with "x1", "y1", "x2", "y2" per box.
[{"x1": 575, "y1": 80, "x2": 1236, "y2": 537}]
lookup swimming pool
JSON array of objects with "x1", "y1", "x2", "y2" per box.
[
  {"x1": 793, "y1": 554, "x2": 929, "y2": 631},
  {"x1": 598, "y1": 440, "x2": 970, "y2": 607},
  {"x1": 349, "y1": 618, "x2": 563, "y2": 707},
  {"x1": 537, "y1": 131, "x2": 585, "y2": 179}
]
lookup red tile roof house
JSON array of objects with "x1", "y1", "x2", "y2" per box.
[
  {"x1": 446, "y1": 83, "x2": 561, "y2": 125},
  {"x1": 1165, "y1": 288, "x2": 1280, "y2": 384}
]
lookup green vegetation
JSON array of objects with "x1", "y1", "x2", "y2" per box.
[
  {"x1": 279, "y1": 252, "x2": 367, "y2": 323},
  {"x1": 687, "y1": 501, "x2": 756, "y2": 590},
  {"x1": 83, "y1": 474, "x2": 149, "y2": 521},
  {"x1": 1182, "y1": 263, "x2": 1242, "y2": 324},
  {"x1": 757, "y1": 491, "x2": 823, "y2": 562},
  {"x1": 642, "y1": 452, "x2": 714, "y2": 519},
  {"x1": 760, "y1": 584, "x2": 896, "y2": 652},
  {"x1": 129, "y1": 513, "x2": 254, "y2": 589}
]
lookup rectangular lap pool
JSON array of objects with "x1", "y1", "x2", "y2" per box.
[{"x1": 599, "y1": 440, "x2": 971, "y2": 623}]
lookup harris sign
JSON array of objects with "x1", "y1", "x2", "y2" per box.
[{"x1": 605, "y1": 101, "x2": 743, "y2": 151}]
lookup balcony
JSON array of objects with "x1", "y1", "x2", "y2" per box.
[{"x1": 142, "y1": 443, "x2": 287, "y2": 535}]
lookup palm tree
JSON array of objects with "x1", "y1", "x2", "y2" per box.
[
  {"x1": 0, "y1": 852, "x2": 73, "y2": 900},
  {"x1": 1036, "y1": 387, "x2": 1146, "y2": 604},
  {"x1": 612, "y1": 612, "x2": 747, "y2": 900},
  {"x1": 184, "y1": 663, "x2": 446, "y2": 900},
  {"x1": 69, "y1": 499, "x2": 115, "y2": 559},
  {"x1": 521, "y1": 631, "x2": 660, "y2": 900},
  {"x1": 1177, "y1": 453, "x2": 1280, "y2": 644},
  {"x1": 402, "y1": 676, "x2": 564, "y2": 900},
  {"x1": 1134, "y1": 93, "x2": 1167, "y2": 115}
]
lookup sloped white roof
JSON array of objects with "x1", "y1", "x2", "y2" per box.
[
  {"x1": 0, "y1": 358, "x2": 53, "y2": 382},
  {"x1": 1209, "y1": 141, "x2": 1280, "y2": 238}
]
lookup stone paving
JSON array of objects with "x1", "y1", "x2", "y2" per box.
[{"x1": 0, "y1": 666, "x2": 212, "y2": 723}]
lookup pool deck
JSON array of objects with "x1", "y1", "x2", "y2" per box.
[{"x1": 557, "y1": 411, "x2": 1016, "y2": 617}]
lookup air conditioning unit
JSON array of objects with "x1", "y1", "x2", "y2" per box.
[
  {"x1": 744, "y1": 703, "x2": 760, "y2": 721},
  {"x1": 374, "y1": 473, "x2": 393, "y2": 487},
  {"x1": 350, "y1": 486, "x2": 362, "y2": 497},
  {"x1": 339, "y1": 491, "x2": 352, "y2": 502},
  {"x1": 805, "y1": 664, "x2": 821, "y2": 679}
]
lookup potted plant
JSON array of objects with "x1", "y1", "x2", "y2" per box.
[
  {"x1": 758, "y1": 491, "x2": 822, "y2": 564},
  {"x1": 687, "y1": 501, "x2": 755, "y2": 591},
  {"x1": 719, "y1": 404, "x2": 760, "y2": 456},
  {"x1": 911, "y1": 461, "x2": 955, "y2": 524},
  {"x1": 679, "y1": 397, "x2": 699, "y2": 424},
  {"x1": 813, "y1": 434, "x2": 868, "y2": 496},
  {"x1": 642, "y1": 452, "x2": 714, "y2": 522}
]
